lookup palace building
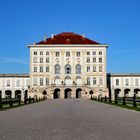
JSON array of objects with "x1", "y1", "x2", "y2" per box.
[
  {"x1": 0, "y1": 32, "x2": 139, "y2": 100},
  {"x1": 28, "y1": 32, "x2": 108, "y2": 99}
]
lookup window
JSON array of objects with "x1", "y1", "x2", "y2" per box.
[
  {"x1": 99, "y1": 58, "x2": 102, "y2": 63},
  {"x1": 46, "y1": 52, "x2": 49, "y2": 55},
  {"x1": 66, "y1": 51, "x2": 70, "y2": 57},
  {"x1": 46, "y1": 78, "x2": 49, "y2": 86},
  {"x1": 56, "y1": 52, "x2": 60, "y2": 57},
  {"x1": 93, "y1": 58, "x2": 96, "y2": 63},
  {"x1": 99, "y1": 51, "x2": 102, "y2": 55},
  {"x1": 116, "y1": 79, "x2": 119, "y2": 86},
  {"x1": 125, "y1": 79, "x2": 129, "y2": 86},
  {"x1": 33, "y1": 78, "x2": 37, "y2": 86},
  {"x1": 40, "y1": 51, "x2": 43, "y2": 55},
  {"x1": 99, "y1": 77, "x2": 103, "y2": 85},
  {"x1": 40, "y1": 66, "x2": 43, "y2": 72},
  {"x1": 87, "y1": 51, "x2": 90, "y2": 55},
  {"x1": 76, "y1": 52, "x2": 80, "y2": 57},
  {"x1": 40, "y1": 78, "x2": 43, "y2": 86},
  {"x1": 34, "y1": 67, "x2": 37, "y2": 72},
  {"x1": 34, "y1": 51, "x2": 37, "y2": 55},
  {"x1": 76, "y1": 64, "x2": 81, "y2": 74},
  {"x1": 46, "y1": 66, "x2": 49, "y2": 72},
  {"x1": 55, "y1": 64, "x2": 60, "y2": 74},
  {"x1": 93, "y1": 66, "x2": 96, "y2": 72},
  {"x1": 40, "y1": 58, "x2": 43, "y2": 63},
  {"x1": 7, "y1": 80, "x2": 10, "y2": 87},
  {"x1": 87, "y1": 66, "x2": 90, "y2": 72},
  {"x1": 16, "y1": 79, "x2": 20, "y2": 87},
  {"x1": 93, "y1": 51, "x2": 96, "y2": 55},
  {"x1": 65, "y1": 64, "x2": 71, "y2": 74},
  {"x1": 135, "y1": 79, "x2": 139, "y2": 86},
  {"x1": 87, "y1": 77, "x2": 90, "y2": 85},
  {"x1": 99, "y1": 66, "x2": 103, "y2": 72},
  {"x1": 46, "y1": 58, "x2": 49, "y2": 63},
  {"x1": 93, "y1": 77, "x2": 96, "y2": 85},
  {"x1": 87, "y1": 58, "x2": 90, "y2": 63},
  {"x1": 33, "y1": 57, "x2": 37, "y2": 63}
]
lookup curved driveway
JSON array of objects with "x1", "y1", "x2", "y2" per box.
[{"x1": 0, "y1": 99, "x2": 140, "y2": 140}]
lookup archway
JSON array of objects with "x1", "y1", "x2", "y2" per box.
[
  {"x1": 89, "y1": 90, "x2": 93, "y2": 94},
  {"x1": 15, "y1": 90, "x2": 21, "y2": 99},
  {"x1": 42, "y1": 90, "x2": 47, "y2": 99},
  {"x1": 5, "y1": 90, "x2": 12, "y2": 99},
  {"x1": 65, "y1": 88, "x2": 72, "y2": 99},
  {"x1": 115, "y1": 89, "x2": 121, "y2": 97},
  {"x1": 53, "y1": 88, "x2": 60, "y2": 99},
  {"x1": 134, "y1": 88, "x2": 140, "y2": 97},
  {"x1": 124, "y1": 88, "x2": 130, "y2": 97},
  {"x1": 25, "y1": 90, "x2": 28, "y2": 99},
  {"x1": 43, "y1": 91, "x2": 47, "y2": 95},
  {"x1": 134, "y1": 89, "x2": 140, "y2": 94},
  {"x1": 76, "y1": 88, "x2": 82, "y2": 99}
]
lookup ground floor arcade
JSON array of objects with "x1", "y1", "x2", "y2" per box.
[
  {"x1": 111, "y1": 88, "x2": 140, "y2": 100},
  {"x1": 29, "y1": 86, "x2": 108, "y2": 100},
  {"x1": 0, "y1": 89, "x2": 28, "y2": 101}
]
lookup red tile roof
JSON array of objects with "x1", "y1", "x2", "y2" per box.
[{"x1": 36, "y1": 32, "x2": 100, "y2": 45}]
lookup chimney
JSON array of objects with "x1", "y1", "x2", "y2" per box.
[
  {"x1": 44, "y1": 34, "x2": 47, "y2": 41},
  {"x1": 82, "y1": 32, "x2": 85, "y2": 38},
  {"x1": 51, "y1": 33, "x2": 54, "y2": 38}
]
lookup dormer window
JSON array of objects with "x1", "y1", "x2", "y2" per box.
[{"x1": 66, "y1": 51, "x2": 70, "y2": 57}]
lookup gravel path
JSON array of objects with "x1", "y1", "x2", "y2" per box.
[{"x1": 0, "y1": 99, "x2": 140, "y2": 140}]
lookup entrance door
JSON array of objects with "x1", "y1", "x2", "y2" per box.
[
  {"x1": 76, "y1": 88, "x2": 82, "y2": 99},
  {"x1": 53, "y1": 89, "x2": 60, "y2": 99},
  {"x1": 65, "y1": 88, "x2": 72, "y2": 99}
]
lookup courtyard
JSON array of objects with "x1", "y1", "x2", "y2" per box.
[{"x1": 0, "y1": 99, "x2": 140, "y2": 140}]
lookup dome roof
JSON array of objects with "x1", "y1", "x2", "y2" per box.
[{"x1": 36, "y1": 32, "x2": 100, "y2": 45}]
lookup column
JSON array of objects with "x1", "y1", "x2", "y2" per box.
[
  {"x1": 60, "y1": 88, "x2": 64, "y2": 99},
  {"x1": 2, "y1": 90, "x2": 5, "y2": 98},
  {"x1": 12, "y1": 90, "x2": 15, "y2": 98},
  {"x1": 21, "y1": 89, "x2": 24, "y2": 101}
]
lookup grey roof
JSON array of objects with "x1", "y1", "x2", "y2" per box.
[
  {"x1": 108, "y1": 73, "x2": 140, "y2": 77},
  {"x1": 0, "y1": 74, "x2": 29, "y2": 78}
]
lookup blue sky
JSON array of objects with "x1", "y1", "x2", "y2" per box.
[{"x1": 0, "y1": 0, "x2": 140, "y2": 73}]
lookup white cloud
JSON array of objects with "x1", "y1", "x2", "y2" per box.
[{"x1": 0, "y1": 57, "x2": 29, "y2": 65}]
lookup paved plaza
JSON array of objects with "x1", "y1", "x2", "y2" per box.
[{"x1": 0, "y1": 99, "x2": 140, "y2": 140}]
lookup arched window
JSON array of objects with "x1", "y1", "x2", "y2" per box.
[
  {"x1": 55, "y1": 64, "x2": 60, "y2": 74},
  {"x1": 76, "y1": 64, "x2": 81, "y2": 74},
  {"x1": 65, "y1": 64, "x2": 71, "y2": 74}
]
